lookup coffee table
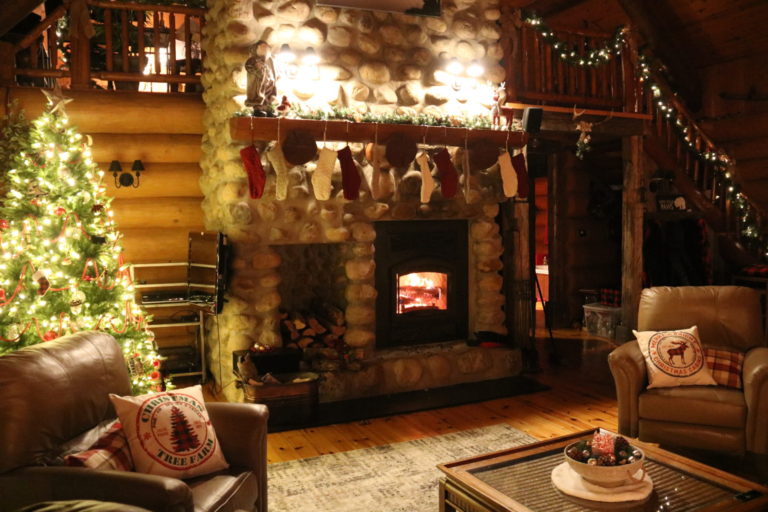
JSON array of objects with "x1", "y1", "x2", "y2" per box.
[{"x1": 437, "y1": 428, "x2": 768, "y2": 511}]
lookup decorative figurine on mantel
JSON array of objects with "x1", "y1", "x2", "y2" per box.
[
  {"x1": 491, "y1": 82, "x2": 507, "y2": 129},
  {"x1": 245, "y1": 40, "x2": 277, "y2": 117}
]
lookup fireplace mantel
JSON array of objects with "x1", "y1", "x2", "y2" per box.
[{"x1": 229, "y1": 117, "x2": 529, "y2": 147}]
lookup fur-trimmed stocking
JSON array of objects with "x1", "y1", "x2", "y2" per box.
[
  {"x1": 312, "y1": 147, "x2": 337, "y2": 200},
  {"x1": 240, "y1": 145, "x2": 266, "y2": 199},
  {"x1": 338, "y1": 146, "x2": 361, "y2": 200}
]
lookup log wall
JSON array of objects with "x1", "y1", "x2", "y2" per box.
[{"x1": 0, "y1": 87, "x2": 206, "y2": 266}]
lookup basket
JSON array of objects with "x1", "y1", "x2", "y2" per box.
[{"x1": 243, "y1": 372, "x2": 319, "y2": 426}]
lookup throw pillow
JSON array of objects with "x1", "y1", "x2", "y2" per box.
[
  {"x1": 705, "y1": 347, "x2": 744, "y2": 389},
  {"x1": 109, "y1": 385, "x2": 228, "y2": 479},
  {"x1": 633, "y1": 326, "x2": 718, "y2": 389},
  {"x1": 64, "y1": 420, "x2": 134, "y2": 471}
]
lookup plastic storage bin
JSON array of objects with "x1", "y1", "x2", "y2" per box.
[{"x1": 583, "y1": 302, "x2": 622, "y2": 339}]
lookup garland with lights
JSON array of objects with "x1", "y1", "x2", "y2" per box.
[
  {"x1": 0, "y1": 88, "x2": 163, "y2": 394},
  {"x1": 236, "y1": 104, "x2": 502, "y2": 131},
  {"x1": 523, "y1": 12, "x2": 768, "y2": 258}
]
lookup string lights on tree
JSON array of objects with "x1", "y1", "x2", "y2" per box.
[{"x1": 0, "y1": 86, "x2": 163, "y2": 394}]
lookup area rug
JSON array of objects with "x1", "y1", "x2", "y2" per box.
[{"x1": 268, "y1": 424, "x2": 536, "y2": 511}]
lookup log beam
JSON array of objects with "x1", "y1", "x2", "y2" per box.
[
  {"x1": 112, "y1": 197, "x2": 204, "y2": 230},
  {"x1": 121, "y1": 228, "x2": 194, "y2": 263},
  {"x1": 0, "y1": 0, "x2": 41, "y2": 39},
  {"x1": 620, "y1": 135, "x2": 644, "y2": 337},
  {"x1": 102, "y1": 162, "x2": 203, "y2": 199},
  {"x1": 90, "y1": 134, "x2": 202, "y2": 164},
  {"x1": 3, "y1": 86, "x2": 204, "y2": 134}
]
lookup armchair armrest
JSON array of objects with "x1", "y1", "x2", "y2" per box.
[
  {"x1": 743, "y1": 347, "x2": 768, "y2": 454},
  {"x1": 206, "y1": 402, "x2": 268, "y2": 512},
  {"x1": 607, "y1": 341, "x2": 647, "y2": 438},
  {"x1": 0, "y1": 466, "x2": 192, "y2": 512}
]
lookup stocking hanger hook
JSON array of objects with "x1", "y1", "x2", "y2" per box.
[
  {"x1": 249, "y1": 116, "x2": 254, "y2": 145},
  {"x1": 323, "y1": 119, "x2": 328, "y2": 148},
  {"x1": 422, "y1": 125, "x2": 429, "y2": 147}
]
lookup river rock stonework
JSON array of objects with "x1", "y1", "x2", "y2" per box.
[{"x1": 201, "y1": 0, "x2": 521, "y2": 403}]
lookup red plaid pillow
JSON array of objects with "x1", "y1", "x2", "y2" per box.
[
  {"x1": 704, "y1": 348, "x2": 744, "y2": 389},
  {"x1": 65, "y1": 420, "x2": 134, "y2": 471}
]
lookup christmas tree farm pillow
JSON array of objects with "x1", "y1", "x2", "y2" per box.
[
  {"x1": 109, "y1": 385, "x2": 228, "y2": 479},
  {"x1": 633, "y1": 326, "x2": 718, "y2": 389}
]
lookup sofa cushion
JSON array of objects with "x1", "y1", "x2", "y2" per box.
[
  {"x1": 634, "y1": 326, "x2": 718, "y2": 389},
  {"x1": 187, "y1": 469, "x2": 259, "y2": 512},
  {"x1": 110, "y1": 385, "x2": 228, "y2": 479},
  {"x1": 64, "y1": 420, "x2": 133, "y2": 471},
  {"x1": 639, "y1": 385, "x2": 746, "y2": 429}
]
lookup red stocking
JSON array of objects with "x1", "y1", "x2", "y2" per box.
[
  {"x1": 434, "y1": 148, "x2": 459, "y2": 199},
  {"x1": 338, "y1": 146, "x2": 360, "y2": 200},
  {"x1": 511, "y1": 153, "x2": 529, "y2": 199},
  {"x1": 240, "y1": 145, "x2": 266, "y2": 199}
]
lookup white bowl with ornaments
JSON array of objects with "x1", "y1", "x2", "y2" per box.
[{"x1": 564, "y1": 432, "x2": 645, "y2": 488}]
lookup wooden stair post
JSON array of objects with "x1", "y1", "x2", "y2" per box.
[
  {"x1": 620, "y1": 135, "x2": 644, "y2": 338},
  {"x1": 68, "y1": 28, "x2": 91, "y2": 90}
]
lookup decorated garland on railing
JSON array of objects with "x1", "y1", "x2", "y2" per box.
[{"x1": 523, "y1": 12, "x2": 768, "y2": 258}]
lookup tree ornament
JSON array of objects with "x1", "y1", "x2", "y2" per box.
[
  {"x1": 127, "y1": 352, "x2": 146, "y2": 377},
  {"x1": 43, "y1": 330, "x2": 58, "y2": 341},
  {"x1": 54, "y1": 207, "x2": 66, "y2": 216},
  {"x1": 416, "y1": 152, "x2": 435, "y2": 203},
  {"x1": 338, "y1": 146, "x2": 361, "y2": 200},
  {"x1": 282, "y1": 130, "x2": 317, "y2": 166},
  {"x1": 42, "y1": 83, "x2": 74, "y2": 114},
  {"x1": 498, "y1": 151, "x2": 518, "y2": 198},
  {"x1": 70, "y1": 289, "x2": 86, "y2": 314},
  {"x1": 92, "y1": 204, "x2": 104, "y2": 212},
  {"x1": 32, "y1": 270, "x2": 50, "y2": 295},
  {"x1": 312, "y1": 147, "x2": 338, "y2": 200},
  {"x1": 433, "y1": 148, "x2": 459, "y2": 199},
  {"x1": 265, "y1": 143, "x2": 290, "y2": 200},
  {"x1": 0, "y1": 289, "x2": 5, "y2": 302},
  {"x1": 27, "y1": 183, "x2": 46, "y2": 198},
  {"x1": 240, "y1": 145, "x2": 266, "y2": 199},
  {"x1": 5, "y1": 324, "x2": 21, "y2": 340},
  {"x1": 511, "y1": 153, "x2": 529, "y2": 199},
  {"x1": 0, "y1": 219, "x2": 7, "y2": 229}
]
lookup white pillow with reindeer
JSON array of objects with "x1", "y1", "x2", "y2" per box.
[{"x1": 633, "y1": 325, "x2": 718, "y2": 389}]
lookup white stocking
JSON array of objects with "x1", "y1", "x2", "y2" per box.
[
  {"x1": 498, "y1": 150, "x2": 518, "y2": 198},
  {"x1": 416, "y1": 152, "x2": 435, "y2": 203},
  {"x1": 312, "y1": 147, "x2": 337, "y2": 200},
  {"x1": 265, "y1": 143, "x2": 290, "y2": 200}
]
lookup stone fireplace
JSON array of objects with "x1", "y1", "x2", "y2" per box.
[{"x1": 199, "y1": 0, "x2": 523, "y2": 403}]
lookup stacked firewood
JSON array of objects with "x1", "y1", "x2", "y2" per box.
[{"x1": 280, "y1": 303, "x2": 347, "y2": 350}]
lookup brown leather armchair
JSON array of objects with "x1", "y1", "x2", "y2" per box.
[
  {"x1": 608, "y1": 286, "x2": 768, "y2": 454},
  {"x1": 0, "y1": 331, "x2": 269, "y2": 512}
]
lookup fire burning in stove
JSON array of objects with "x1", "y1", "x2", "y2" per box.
[{"x1": 396, "y1": 271, "x2": 448, "y2": 314}]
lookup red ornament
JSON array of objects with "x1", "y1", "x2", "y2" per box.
[
  {"x1": 0, "y1": 219, "x2": 7, "y2": 229},
  {"x1": 43, "y1": 330, "x2": 57, "y2": 341},
  {"x1": 153, "y1": 360, "x2": 160, "y2": 367},
  {"x1": 150, "y1": 371, "x2": 161, "y2": 380},
  {"x1": 31, "y1": 199, "x2": 40, "y2": 206},
  {"x1": 55, "y1": 207, "x2": 66, "y2": 216},
  {"x1": 0, "y1": 289, "x2": 5, "y2": 302}
]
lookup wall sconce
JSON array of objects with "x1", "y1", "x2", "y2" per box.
[
  {"x1": 444, "y1": 58, "x2": 485, "y2": 91},
  {"x1": 110, "y1": 159, "x2": 144, "y2": 188},
  {"x1": 275, "y1": 45, "x2": 319, "y2": 79}
]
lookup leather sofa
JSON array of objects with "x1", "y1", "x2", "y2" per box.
[
  {"x1": 608, "y1": 285, "x2": 768, "y2": 454},
  {"x1": 0, "y1": 331, "x2": 269, "y2": 512}
]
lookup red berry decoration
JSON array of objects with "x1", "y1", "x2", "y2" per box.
[
  {"x1": 0, "y1": 219, "x2": 8, "y2": 229},
  {"x1": 55, "y1": 207, "x2": 66, "y2": 215}
]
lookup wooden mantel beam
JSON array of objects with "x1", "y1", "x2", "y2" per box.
[
  {"x1": 230, "y1": 117, "x2": 529, "y2": 148},
  {"x1": 502, "y1": 102, "x2": 650, "y2": 137}
]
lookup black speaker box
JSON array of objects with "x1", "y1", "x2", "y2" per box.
[{"x1": 522, "y1": 107, "x2": 543, "y2": 134}]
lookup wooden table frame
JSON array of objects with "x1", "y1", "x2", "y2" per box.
[{"x1": 437, "y1": 429, "x2": 768, "y2": 512}]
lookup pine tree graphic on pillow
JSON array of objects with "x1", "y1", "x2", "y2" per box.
[{"x1": 170, "y1": 406, "x2": 201, "y2": 452}]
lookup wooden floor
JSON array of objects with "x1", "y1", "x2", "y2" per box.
[{"x1": 261, "y1": 327, "x2": 620, "y2": 464}]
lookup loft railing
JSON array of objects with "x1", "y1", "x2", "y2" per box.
[
  {"x1": 503, "y1": 17, "x2": 648, "y2": 113},
  {"x1": 3, "y1": 0, "x2": 205, "y2": 93}
]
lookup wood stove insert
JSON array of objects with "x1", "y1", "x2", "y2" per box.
[{"x1": 375, "y1": 220, "x2": 468, "y2": 348}]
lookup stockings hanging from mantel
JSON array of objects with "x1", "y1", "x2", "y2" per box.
[
  {"x1": 338, "y1": 146, "x2": 361, "y2": 200},
  {"x1": 498, "y1": 150, "x2": 530, "y2": 199},
  {"x1": 240, "y1": 145, "x2": 266, "y2": 199},
  {"x1": 312, "y1": 147, "x2": 337, "y2": 200},
  {"x1": 433, "y1": 148, "x2": 459, "y2": 199},
  {"x1": 265, "y1": 143, "x2": 290, "y2": 200},
  {"x1": 416, "y1": 152, "x2": 435, "y2": 204}
]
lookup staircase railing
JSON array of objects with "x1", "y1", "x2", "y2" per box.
[
  {"x1": 3, "y1": 1, "x2": 205, "y2": 93},
  {"x1": 506, "y1": 9, "x2": 765, "y2": 265}
]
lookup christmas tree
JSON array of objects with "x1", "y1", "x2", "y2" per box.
[
  {"x1": 0, "y1": 86, "x2": 162, "y2": 394},
  {"x1": 170, "y1": 406, "x2": 201, "y2": 452}
]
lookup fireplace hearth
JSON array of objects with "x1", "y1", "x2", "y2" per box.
[{"x1": 375, "y1": 220, "x2": 469, "y2": 348}]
